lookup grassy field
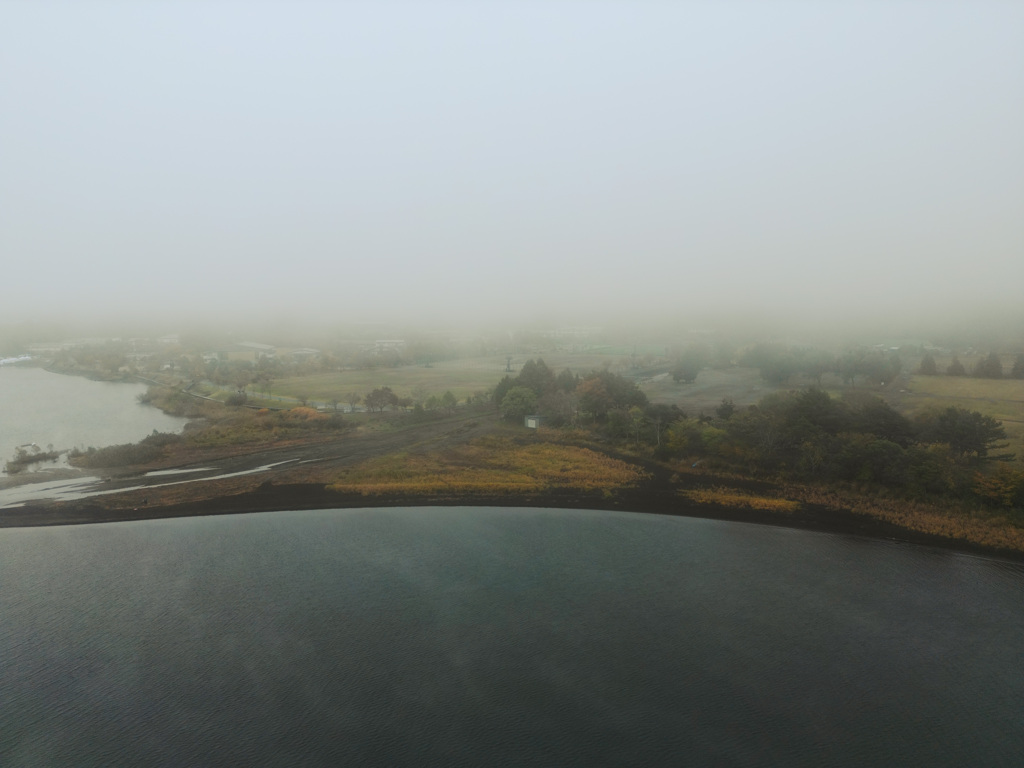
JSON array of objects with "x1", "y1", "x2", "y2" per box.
[
  {"x1": 269, "y1": 353, "x2": 642, "y2": 403},
  {"x1": 270, "y1": 366, "x2": 504, "y2": 402},
  {"x1": 900, "y1": 375, "x2": 1024, "y2": 460}
]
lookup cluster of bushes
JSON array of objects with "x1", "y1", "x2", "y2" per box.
[
  {"x1": 686, "y1": 391, "x2": 1019, "y2": 505},
  {"x1": 138, "y1": 387, "x2": 208, "y2": 418},
  {"x1": 186, "y1": 407, "x2": 349, "y2": 447},
  {"x1": 71, "y1": 431, "x2": 183, "y2": 468},
  {"x1": 493, "y1": 359, "x2": 650, "y2": 425}
]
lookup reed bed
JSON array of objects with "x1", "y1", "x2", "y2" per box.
[
  {"x1": 783, "y1": 484, "x2": 1024, "y2": 553},
  {"x1": 680, "y1": 487, "x2": 801, "y2": 514},
  {"x1": 328, "y1": 438, "x2": 647, "y2": 496}
]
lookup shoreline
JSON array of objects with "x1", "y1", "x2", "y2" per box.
[{"x1": 6, "y1": 482, "x2": 1024, "y2": 563}]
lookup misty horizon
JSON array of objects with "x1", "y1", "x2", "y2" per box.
[{"x1": 2, "y1": 2, "x2": 1022, "y2": 329}]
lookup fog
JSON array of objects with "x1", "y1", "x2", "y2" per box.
[{"x1": 2, "y1": 1, "x2": 1022, "y2": 334}]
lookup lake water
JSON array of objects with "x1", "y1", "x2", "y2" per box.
[
  {"x1": 0, "y1": 367, "x2": 187, "y2": 474},
  {"x1": 2, "y1": 507, "x2": 1022, "y2": 766}
]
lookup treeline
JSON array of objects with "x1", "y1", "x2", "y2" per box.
[
  {"x1": 737, "y1": 344, "x2": 903, "y2": 386},
  {"x1": 661, "y1": 390, "x2": 1020, "y2": 509},
  {"x1": 918, "y1": 351, "x2": 1024, "y2": 379}
]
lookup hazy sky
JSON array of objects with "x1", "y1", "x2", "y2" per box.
[{"x1": 2, "y1": 1, "x2": 1022, "y2": 327}]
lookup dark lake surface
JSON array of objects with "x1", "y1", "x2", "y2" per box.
[{"x1": 2, "y1": 507, "x2": 1022, "y2": 766}]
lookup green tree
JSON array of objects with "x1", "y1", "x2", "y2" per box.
[
  {"x1": 516, "y1": 359, "x2": 557, "y2": 396},
  {"x1": 500, "y1": 386, "x2": 538, "y2": 421},
  {"x1": 555, "y1": 368, "x2": 579, "y2": 392},
  {"x1": 440, "y1": 390, "x2": 458, "y2": 415},
  {"x1": 492, "y1": 375, "x2": 516, "y2": 411},
  {"x1": 922, "y1": 406, "x2": 1010, "y2": 459},
  {"x1": 365, "y1": 386, "x2": 398, "y2": 413},
  {"x1": 1010, "y1": 354, "x2": 1024, "y2": 380},
  {"x1": 973, "y1": 351, "x2": 1003, "y2": 379},
  {"x1": 671, "y1": 356, "x2": 702, "y2": 384},
  {"x1": 575, "y1": 377, "x2": 614, "y2": 420},
  {"x1": 917, "y1": 353, "x2": 938, "y2": 375},
  {"x1": 671, "y1": 346, "x2": 707, "y2": 384},
  {"x1": 715, "y1": 398, "x2": 736, "y2": 420},
  {"x1": 946, "y1": 356, "x2": 966, "y2": 376},
  {"x1": 538, "y1": 390, "x2": 577, "y2": 427}
]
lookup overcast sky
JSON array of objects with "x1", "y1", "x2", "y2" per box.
[{"x1": 2, "y1": 1, "x2": 1021, "y2": 328}]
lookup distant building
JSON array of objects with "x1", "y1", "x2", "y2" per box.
[
  {"x1": 238, "y1": 341, "x2": 276, "y2": 361},
  {"x1": 374, "y1": 340, "x2": 405, "y2": 354},
  {"x1": 524, "y1": 415, "x2": 543, "y2": 429}
]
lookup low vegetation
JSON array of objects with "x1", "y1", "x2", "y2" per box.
[
  {"x1": 328, "y1": 437, "x2": 647, "y2": 496},
  {"x1": 4, "y1": 446, "x2": 63, "y2": 474},
  {"x1": 71, "y1": 387, "x2": 351, "y2": 468},
  {"x1": 679, "y1": 487, "x2": 800, "y2": 514},
  {"x1": 71, "y1": 431, "x2": 182, "y2": 468}
]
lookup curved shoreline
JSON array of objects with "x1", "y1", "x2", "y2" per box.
[{"x1": 6, "y1": 482, "x2": 1024, "y2": 563}]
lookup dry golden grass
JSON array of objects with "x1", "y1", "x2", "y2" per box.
[
  {"x1": 783, "y1": 483, "x2": 1024, "y2": 553},
  {"x1": 680, "y1": 487, "x2": 801, "y2": 513},
  {"x1": 327, "y1": 437, "x2": 647, "y2": 496}
]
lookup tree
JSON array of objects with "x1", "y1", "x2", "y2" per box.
[
  {"x1": 365, "y1": 386, "x2": 398, "y2": 413},
  {"x1": 575, "y1": 378, "x2": 614, "y2": 420},
  {"x1": 671, "y1": 346, "x2": 706, "y2": 384},
  {"x1": 500, "y1": 386, "x2": 537, "y2": 421},
  {"x1": 973, "y1": 352, "x2": 1003, "y2": 379},
  {"x1": 1010, "y1": 354, "x2": 1024, "y2": 380},
  {"x1": 799, "y1": 349, "x2": 835, "y2": 386},
  {"x1": 440, "y1": 390, "x2": 458, "y2": 415},
  {"x1": 538, "y1": 390, "x2": 578, "y2": 427},
  {"x1": 345, "y1": 392, "x2": 362, "y2": 412},
  {"x1": 646, "y1": 403, "x2": 684, "y2": 447},
  {"x1": 492, "y1": 375, "x2": 516, "y2": 411},
  {"x1": 946, "y1": 356, "x2": 966, "y2": 376},
  {"x1": 671, "y1": 356, "x2": 702, "y2": 384},
  {"x1": 629, "y1": 406, "x2": 647, "y2": 446},
  {"x1": 917, "y1": 354, "x2": 938, "y2": 375},
  {"x1": 410, "y1": 384, "x2": 429, "y2": 406},
  {"x1": 516, "y1": 359, "x2": 557, "y2": 397},
  {"x1": 846, "y1": 394, "x2": 914, "y2": 447},
  {"x1": 556, "y1": 368, "x2": 579, "y2": 393},
  {"x1": 922, "y1": 406, "x2": 1010, "y2": 459},
  {"x1": 715, "y1": 398, "x2": 736, "y2": 420}
]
